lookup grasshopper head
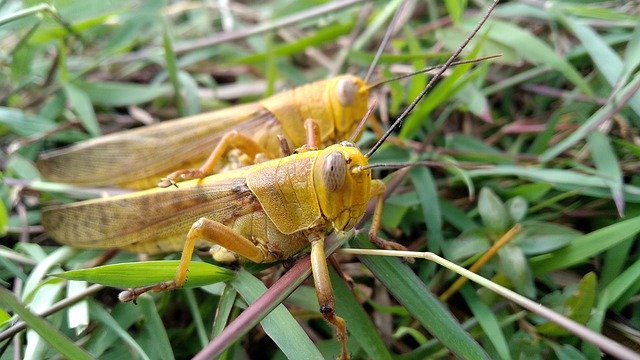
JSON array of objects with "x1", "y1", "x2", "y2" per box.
[
  {"x1": 313, "y1": 142, "x2": 371, "y2": 232},
  {"x1": 328, "y1": 75, "x2": 369, "y2": 141}
]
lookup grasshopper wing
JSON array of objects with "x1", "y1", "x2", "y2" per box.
[
  {"x1": 37, "y1": 104, "x2": 279, "y2": 189},
  {"x1": 42, "y1": 174, "x2": 257, "y2": 254}
]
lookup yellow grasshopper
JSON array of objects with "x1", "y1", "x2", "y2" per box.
[
  {"x1": 42, "y1": 3, "x2": 499, "y2": 359},
  {"x1": 36, "y1": 75, "x2": 370, "y2": 190}
]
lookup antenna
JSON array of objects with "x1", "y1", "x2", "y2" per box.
[
  {"x1": 364, "y1": 55, "x2": 502, "y2": 91},
  {"x1": 365, "y1": 0, "x2": 500, "y2": 158}
]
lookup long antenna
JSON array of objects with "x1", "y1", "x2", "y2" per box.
[
  {"x1": 363, "y1": 0, "x2": 409, "y2": 83},
  {"x1": 364, "y1": 55, "x2": 502, "y2": 91},
  {"x1": 365, "y1": 0, "x2": 500, "y2": 158}
]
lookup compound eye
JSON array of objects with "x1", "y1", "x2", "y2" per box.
[
  {"x1": 336, "y1": 78, "x2": 357, "y2": 107},
  {"x1": 322, "y1": 152, "x2": 347, "y2": 191}
]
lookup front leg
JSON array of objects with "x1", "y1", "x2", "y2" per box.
[{"x1": 309, "y1": 232, "x2": 349, "y2": 360}]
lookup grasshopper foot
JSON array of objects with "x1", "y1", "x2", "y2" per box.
[
  {"x1": 158, "y1": 169, "x2": 206, "y2": 188},
  {"x1": 118, "y1": 280, "x2": 179, "y2": 303}
]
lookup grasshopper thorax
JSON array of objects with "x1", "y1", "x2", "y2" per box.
[{"x1": 313, "y1": 142, "x2": 371, "y2": 232}]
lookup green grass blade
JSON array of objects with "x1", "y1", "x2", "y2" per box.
[
  {"x1": 62, "y1": 83, "x2": 101, "y2": 137},
  {"x1": 460, "y1": 286, "x2": 512, "y2": 360},
  {"x1": 351, "y1": 234, "x2": 489, "y2": 360},
  {"x1": 587, "y1": 132, "x2": 624, "y2": 216},
  {"x1": 410, "y1": 167, "x2": 444, "y2": 253},
  {"x1": 54, "y1": 260, "x2": 234, "y2": 288},
  {"x1": 231, "y1": 269, "x2": 323, "y2": 360},
  {"x1": 138, "y1": 295, "x2": 175, "y2": 360},
  {"x1": 0, "y1": 286, "x2": 93, "y2": 360},
  {"x1": 211, "y1": 285, "x2": 237, "y2": 339},
  {"x1": 76, "y1": 81, "x2": 171, "y2": 106},
  {"x1": 89, "y1": 301, "x2": 150, "y2": 360},
  {"x1": 330, "y1": 268, "x2": 393, "y2": 360},
  {"x1": 530, "y1": 215, "x2": 640, "y2": 274}
]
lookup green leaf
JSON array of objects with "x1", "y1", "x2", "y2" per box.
[
  {"x1": 474, "y1": 20, "x2": 593, "y2": 96},
  {"x1": 138, "y1": 296, "x2": 175, "y2": 360},
  {"x1": 231, "y1": 269, "x2": 323, "y2": 360},
  {"x1": 163, "y1": 24, "x2": 184, "y2": 116},
  {"x1": 330, "y1": 268, "x2": 393, "y2": 360},
  {"x1": 76, "y1": 81, "x2": 171, "y2": 106},
  {"x1": 54, "y1": 260, "x2": 234, "y2": 288},
  {"x1": 498, "y1": 245, "x2": 535, "y2": 298},
  {"x1": 460, "y1": 286, "x2": 512, "y2": 360},
  {"x1": 0, "y1": 286, "x2": 93, "y2": 360},
  {"x1": 513, "y1": 221, "x2": 581, "y2": 255},
  {"x1": 63, "y1": 83, "x2": 101, "y2": 137},
  {"x1": 540, "y1": 71, "x2": 640, "y2": 162},
  {"x1": 558, "y1": 14, "x2": 640, "y2": 117},
  {"x1": 478, "y1": 187, "x2": 510, "y2": 232},
  {"x1": 410, "y1": 167, "x2": 443, "y2": 252},
  {"x1": 0, "y1": 197, "x2": 8, "y2": 237},
  {"x1": 351, "y1": 234, "x2": 489, "y2": 360},
  {"x1": 506, "y1": 197, "x2": 528, "y2": 223},
  {"x1": 588, "y1": 132, "x2": 624, "y2": 216},
  {"x1": 530, "y1": 216, "x2": 640, "y2": 274},
  {"x1": 537, "y1": 273, "x2": 597, "y2": 337}
]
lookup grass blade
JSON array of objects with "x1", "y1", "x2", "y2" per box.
[{"x1": 0, "y1": 286, "x2": 93, "y2": 360}]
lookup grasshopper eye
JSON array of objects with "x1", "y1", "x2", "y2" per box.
[
  {"x1": 336, "y1": 78, "x2": 357, "y2": 107},
  {"x1": 322, "y1": 152, "x2": 347, "y2": 191}
]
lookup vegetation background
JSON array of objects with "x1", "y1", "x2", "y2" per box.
[{"x1": 1, "y1": 0, "x2": 639, "y2": 359}]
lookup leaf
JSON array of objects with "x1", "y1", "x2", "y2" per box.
[
  {"x1": 460, "y1": 286, "x2": 512, "y2": 360},
  {"x1": 54, "y1": 260, "x2": 234, "y2": 288},
  {"x1": 506, "y1": 196, "x2": 528, "y2": 223},
  {"x1": 478, "y1": 187, "x2": 510, "y2": 233},
  {"x1": 530, "y1": 215, "x2": 640, "y2": 274},
  {"x1": 351, "y1": 234, "x2": 489, "y2": 360},
  {"x1": 76, "y1": 81, "x2": 171, "y2": 106},
  {"x1": 474, "y1": 20, "x2": 593, "y2": 96},
  {"x1": 536, "y1": 273, "x2": 597, "y2": 337},
  {"x1": 498, "y1": 245, "x2": 535, "y2": 298},
  {"x1": 330, "y1": 269, "x2": 393, "y2": 360},
  {"x1": 0, "y1": 286, "x2": 93, "y2": 360},
  {"x1": 559, "y1": 14, "x2": 640, "y2": 121},
  {"x1": 513, "y1": 221, "x2": 581, "y2": 255},
  {"x1": 63, "y1": 83, "x2": 101, "y2": 137},
  {"x1": 410, "y1": 167, "x2": 443, "y2": 252},
  {"x1": 588, "y1": 132, "x2": 624, "y2": 216},
  {"x1": 231, "y1": 269, "x2": 323, "y2": 360}
]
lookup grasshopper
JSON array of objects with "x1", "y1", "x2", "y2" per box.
[
  {"x1": 36, "y1": 75, "x2": 370, "y2": 190},
  {"x1": 42, "y1": 2, "x2": 499, "y2": 358}
]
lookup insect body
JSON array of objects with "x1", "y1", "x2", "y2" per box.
[
  {"x1": 43, "y1": 141, "x2": 384, "y2": 359},
  {"x1": 37, "y1": 75, "x2": 369, "y2": 189}
]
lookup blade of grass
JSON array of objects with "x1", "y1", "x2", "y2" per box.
[
  {"x1": 183, "y1": 289, "x2": 209, "y2": 347},
  {"x1": 0, "y1": 286, "x2": 92, "y2": 360},
  {"x1": 530, "y1": 215, "x2": 640, "y2": 274},
  {"x1": 350, "y1": 234, "x2": 490, "y2": 360},
  {"x1": 587, "y1": 132, "x2": 624, "y2": 216},
  {"x1": 138, "y1": 295, "x2": 175, "y2": 360},
  {"x1": 330, "y1": 268, "x2": 393, "y2": 360},
  {"x1": 231, "y1": 269, "x2": 323, "y2": 360},
  {"x1": 89, "y1": 301, "x2": 150, "y2": 360},
  {"x1": 459, "y1": 286, "x2": 512, "y2": 360},
  {"x1": 211, "y1": 285, "x2": 236, "y2": 339}
]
